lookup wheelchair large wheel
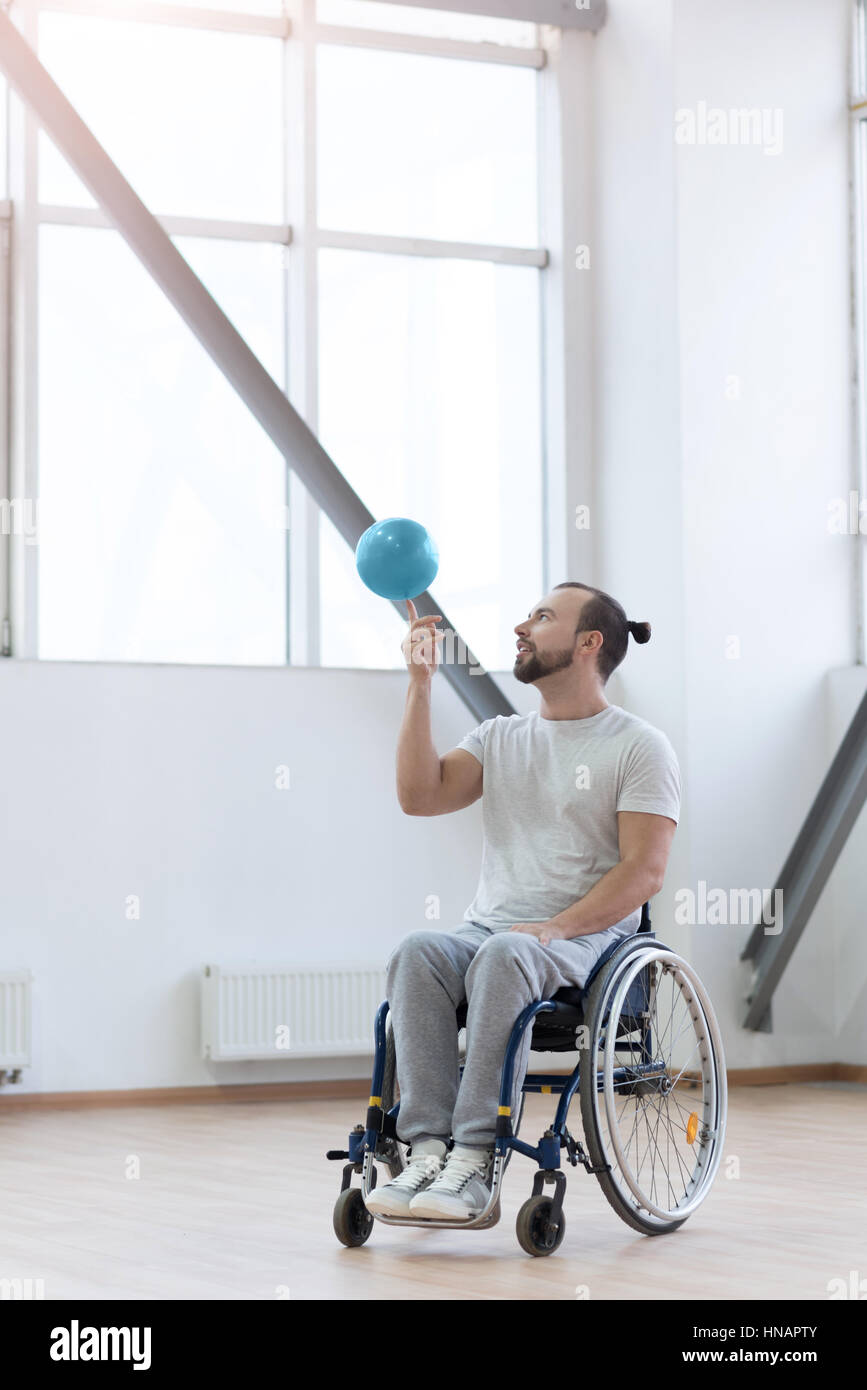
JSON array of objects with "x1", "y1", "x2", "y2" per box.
[{"x1": 579, "y1": 939, "x2": 727, "y2": 1236}]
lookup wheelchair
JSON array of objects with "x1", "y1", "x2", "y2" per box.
[{"x1": 327, "y1": 903, "x2": 727, "y2": 1256}]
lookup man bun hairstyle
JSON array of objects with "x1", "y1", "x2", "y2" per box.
[{"x1": 553, "y1": 582, "x2": 651, "y2": 684}]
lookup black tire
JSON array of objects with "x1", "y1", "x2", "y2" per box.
[
  {"x1": 578, "y1": 939, "x2": 687, "y2": 1237},
  {"x1": 515, "y1": 1195, "x2": 566, "y2": 1257},
  {"x1": 333, "y1": 1188, "x2": 374, "y2": 1247}
]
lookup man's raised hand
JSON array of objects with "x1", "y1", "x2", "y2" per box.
[{"x1": 402, "y1": 598, "x2": 445, "y2": 683}]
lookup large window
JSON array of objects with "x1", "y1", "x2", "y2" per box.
[{"x1": 1, "y1": 0, "x2": 548, "y2": 671}]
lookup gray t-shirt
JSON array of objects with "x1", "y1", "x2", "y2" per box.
[{"x1": 456, "y1": 704, "x2": 681, "y2": 936}]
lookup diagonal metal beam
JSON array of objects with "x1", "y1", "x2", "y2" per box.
[
  {"x1": 0, "y1": 7, "x2": 514, "y2": 723},
  {"x1": 740, "y1": 685, "x2": 867, "y2": 1031}
]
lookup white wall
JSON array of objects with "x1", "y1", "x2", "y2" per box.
[
  {"x1": 588, "y1": 0, "x2": 693, "y2": 974},
  {"x1": 593, "y1": 0, "x2": 855, "y2": 1065},
  {"x1": 0, "y1": 658, "x2": 532, "y2": 1092},
  {"x1": 675, "y1": 0, "x2": 853, "y2": 1064}
]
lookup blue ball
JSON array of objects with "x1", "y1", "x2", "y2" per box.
[{"x1": 355, "y1": 517, "x2": 439, "y2": 601}]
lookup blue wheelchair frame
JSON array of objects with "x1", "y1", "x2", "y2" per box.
[{"x1": 330, "y1": 902, "x2": 659, "y2": 1235}]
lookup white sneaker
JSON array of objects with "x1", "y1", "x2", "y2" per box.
[
  {"x1": 363, "y1": 1138, "x2": 448, "y2": 1216},
  {"x1": 408, "y1": 1144, "x2": 495, "y2": 1220}
]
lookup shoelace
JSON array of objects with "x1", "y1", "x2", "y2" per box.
[
  {"x1": 392, "y1": 1154, "x2": 444, "y2": 1189},
  {"x1": 429, "y1": 1153, "x2": 490, "y2": 1195}
]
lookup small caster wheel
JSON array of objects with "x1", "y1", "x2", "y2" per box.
[
  {"x1": 333, "y1": 1188, "x2": 374, "y2": 1247},
  {"x1": 515, "y1": 1194, "x2": 566, "y2": 1257}
]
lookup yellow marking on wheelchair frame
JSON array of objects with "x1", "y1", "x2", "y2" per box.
[
  {"x1": 497, "y1": 1105, "x2": 511, "y2": 1116},
  {"x1": 541, "y1": 1085, "x2": 552, "y2": 1094},
  {"x1": 686, "y1": 1112, "x2": 698, "y2": 1145},
  {"x1": 368, "y1": 1096, "x2": 382, "y2": 1108}
]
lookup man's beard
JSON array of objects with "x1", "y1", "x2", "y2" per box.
[{"x1": 513, "y1": 645, "x2": 576, "y2": 685}]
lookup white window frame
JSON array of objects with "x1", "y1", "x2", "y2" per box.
[
  {"x1": 852, "y1": 0, "x2": 867, "y2": 665},
  {"x1": 0, "y1": 0, "x2": 586, "y2": 667}
]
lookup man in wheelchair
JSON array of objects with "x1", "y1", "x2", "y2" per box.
[{"x1": 365, "y1": 581, "x2": 681, "y2": 1221}]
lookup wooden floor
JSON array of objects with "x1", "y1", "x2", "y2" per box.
[{"x1": 1, "y1": 1082, "x2": 864, "y2": 1300}]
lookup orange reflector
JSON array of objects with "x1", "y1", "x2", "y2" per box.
[{"x1": 686, "y1": 1112, "x2": 699, "y2": 1145}]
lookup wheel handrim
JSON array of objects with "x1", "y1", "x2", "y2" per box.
[{"x1": 594, "y1": 948, "x2": 727, "y2": 1223}]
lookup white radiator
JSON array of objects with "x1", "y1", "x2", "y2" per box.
[
  {"x1": 0, "y1": 971, "x2": 33, "y2": 1069},
  {"x1": 201, "y1": 963, "x2": 388, "y2": 1060}
]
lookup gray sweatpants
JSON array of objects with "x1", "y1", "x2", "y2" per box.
[{"x1": 385, "y1": 920, "x2": 626, "y2": 1149}]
